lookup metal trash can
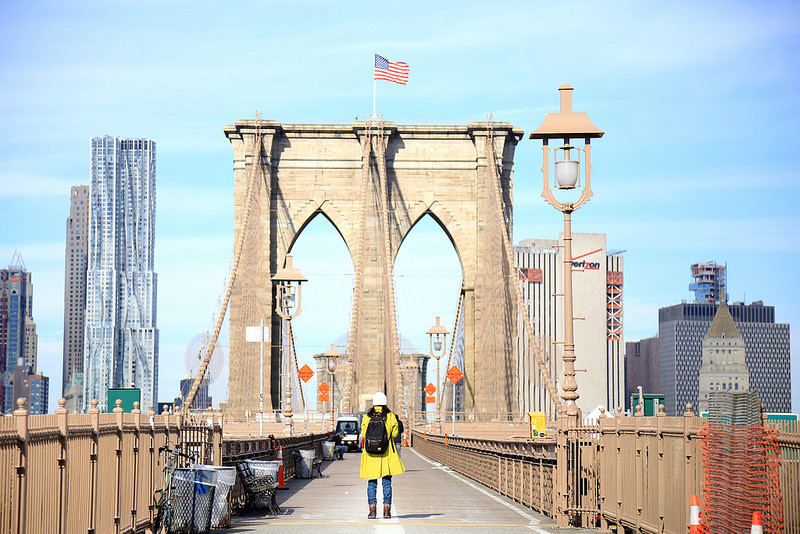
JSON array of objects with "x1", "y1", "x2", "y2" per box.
[
  {"x1": 192, "y1": 464, "x2": 235, "y2": 529},
  {"x1": 322, "y1": 441, "x2": 335, "y2": 460},
  {"x1": 244, "y1": 459, "x2": 282, "y2": 479},
  {"x1": 172, "y1": 467, "x2": 217, "y2": 534},
  {"x1": 293, "y1": 449, "x2": 315, "y2": 479}
]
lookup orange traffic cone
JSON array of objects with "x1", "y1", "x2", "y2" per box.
[
  {"x1": 750, "y1": 511, "x2": 763, "y2": 534},
  {"x1": 402, "y1": 432, "x2": 408, "y2": 447},
  {"x1": 276, "y1": 445, "x2": 287, "y2": 489},
  {"x1": 689, "y1": 495, "x2": 701, "y2": 534}
]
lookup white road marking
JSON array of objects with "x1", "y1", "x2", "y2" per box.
[
  {"x1": 409, "y1": 447, "x2": 552, "y2": 531},
  {"x1": 374, "y1": 502, "x2": 404, "y2": 533}
]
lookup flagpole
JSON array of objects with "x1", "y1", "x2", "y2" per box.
[{"x1": 372, "y1": 76, "x2": 377, "y2": 121}]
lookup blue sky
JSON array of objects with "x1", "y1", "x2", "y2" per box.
[{"x1": 1, "y1": 0, "x2": 798, "y2": 413}]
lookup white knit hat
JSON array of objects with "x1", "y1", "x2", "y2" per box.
[{"x1": 373, "y1": 391, "x2": 387, "y2": 406}]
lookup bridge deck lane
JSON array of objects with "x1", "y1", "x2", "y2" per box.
[{"x1": 229, "y1": 446, "x2": 589, "y2": 533}]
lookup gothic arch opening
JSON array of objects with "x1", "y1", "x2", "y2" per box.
[
  {"x1": 284, "y1": 211, "x2": 354, "y2": 409},
  {"x1": 394, "y1": 214, "x2": 462, "y2": 415}
]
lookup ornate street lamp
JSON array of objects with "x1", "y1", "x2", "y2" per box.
[
  {"x1": 324, "y1": 343, "x2": 340, "y2": 430},
  {"x1": 426, "y1": 316, "x2": 449, "y2": 434},
  {"x1": 272, "y1": 254, "x2": 307, "y2": 436},
  {"x1": 403, "y1": 357, "x2": 419, "y2": 423},
  {"x1": 530, "y1": 84, "x2": 603, "y2": 422}
]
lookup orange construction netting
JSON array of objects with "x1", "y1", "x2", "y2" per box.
[{"x1": 699, "y1": 424, "x2": 783, "y2": 533}]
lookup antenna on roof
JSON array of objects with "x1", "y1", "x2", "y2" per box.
[{"x1": 9, "y1": 250, "x2": 25, "y2": 270}]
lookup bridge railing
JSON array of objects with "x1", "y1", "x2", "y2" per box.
[
  {"x1": 596, "y1": 410, "x2": 704, "y2": 533},
  {"x1": 409, "y1": 429, "x2": 558, "y2": 517},
  {"x1": 412, "y1": 411, "x2": 800, "y2": 532},
  {"x1": 0, "y1": 399, "x2": 222, "y2": 534},
  {"x1": 409, "y1": 411, "x2": 557, "y2": 440}
]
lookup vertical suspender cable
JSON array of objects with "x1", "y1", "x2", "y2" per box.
[{"x1": 485, "y1": 120, "x2": 561, "y2": 409}]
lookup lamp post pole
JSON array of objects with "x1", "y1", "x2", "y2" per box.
[
  {"x1": 281, "y1": 317, "x2": 293, "y2": 434},
  {"x1": 560, "y1": 209, "x2": 579, "y2": 416},
  {"x1": 404, "y1": 357, "x2": 419, "y2": 423},
  {"x1": 324, "y1": 343, "x2": 340, "y2": 432},
  {"x1": 245, "y1": 321, "x2": 269, "y2": 435},
  {"x1": 260, "y1": 318, "x2": 265, "y2": 434},
  {"x1": 531, "y1": 84, "x2": 603, "y2": 424},
  {"x1": 272, "y1": 254, "x2": 307, "y2": 436},
  {"x1": 427, "y1": 316, "x2": 449, "y2": 435}
]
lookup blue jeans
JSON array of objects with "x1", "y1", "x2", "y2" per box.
[{"x1": 367, "y1": 476, "x2": 392, "y2": 505}]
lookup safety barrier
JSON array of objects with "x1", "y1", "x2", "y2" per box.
[{"x1": 700, "y1": 424, "x2": 783, "y2": 533}]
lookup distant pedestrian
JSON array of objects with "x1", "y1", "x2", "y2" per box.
[
  {"x1": 360, "y1": 391, "x2": 405, "y2": 519},
  {"x1": 332, "y1": 432, "x2": 346, "y2": 459}
]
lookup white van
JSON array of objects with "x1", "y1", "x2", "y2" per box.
[{"x1": 335, "y1": 414, "x2": 361, "y2": 452}]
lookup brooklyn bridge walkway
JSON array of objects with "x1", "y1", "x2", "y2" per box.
[{"x1": 228, "y1": 447, "x2": 594, "y2": 533}]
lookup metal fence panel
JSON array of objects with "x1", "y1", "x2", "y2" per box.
[
  {"x1": 409, "y1": 430, "x2": 557, "y2": 517},
  {"x1": 0, "y1": 401, "x2": 222, "y2": 534}
]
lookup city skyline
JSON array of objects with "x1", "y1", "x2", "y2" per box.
[{"x1": 0, "y1": 1, "x2": 797, "y2": 412}]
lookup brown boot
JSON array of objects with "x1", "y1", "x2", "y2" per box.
[
  {"x1": 384, "y1": 503, "x2": 391, "y2": 518},
  {"x1": 368, "y1": 504, "x2": 377, "y2": 519}
]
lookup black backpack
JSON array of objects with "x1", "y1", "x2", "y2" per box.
[{"x1": 363, "y1": 411, "x2": 390, "y2": 454}]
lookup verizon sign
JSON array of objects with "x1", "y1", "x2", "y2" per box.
[{"x1": 572, "y1": 248, "x2": 603, "y2": 270}]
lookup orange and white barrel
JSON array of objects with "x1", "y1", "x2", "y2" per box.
[
  {"x1": 277, "y1": 445, "x2": 287, "y2": 489},
  {"x1": 750, "y1": 511, "x2": 763, "y2": 534},
  {"x1": 689, "y1": 495, "x2": 701, "y2": 534}
]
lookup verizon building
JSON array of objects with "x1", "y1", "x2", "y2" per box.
[{"x1": 515, "y1": 234, "x2": 624, "y2": 415}]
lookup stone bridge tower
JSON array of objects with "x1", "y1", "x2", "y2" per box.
[{"x1": 224, "y1": 120, "x2": 522, "y2": 414}]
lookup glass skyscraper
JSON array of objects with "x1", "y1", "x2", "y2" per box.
[
  {"x1": 83, "y1": 137, "x2": 158, "y2": 411},
  {"x1": 0, "y1": 259, "x2": 38, "y2": 414}
]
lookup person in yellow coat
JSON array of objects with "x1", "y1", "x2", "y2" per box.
[{"x1": 360, "y1": 391, "x2": 405, "y2": 519}]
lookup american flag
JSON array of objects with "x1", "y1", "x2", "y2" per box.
[{"x1": 374, "y1": 54, "x2": 409, "y2": 85}]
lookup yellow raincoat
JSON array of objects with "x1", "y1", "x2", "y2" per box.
[{"x1": 359, "y1": 407, "x2": 406, "y2": 479}]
